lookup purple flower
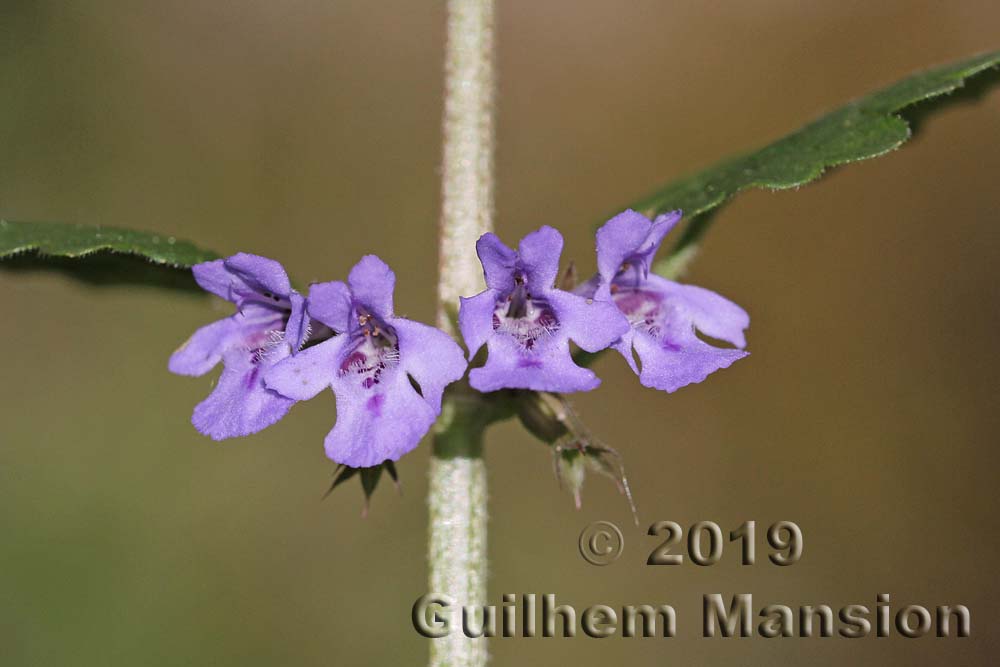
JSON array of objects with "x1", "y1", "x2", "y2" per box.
[
  {"x1": 169, "y1": 253, "x2": 308, "y2": 440},
  {"x1": 459, "y1": 226, "x2": 630, "y2": 393},
  {"x1": 580, "y1": 209, "x2": 749, "y2": 392},
  {"x1": 265, "y1": 255, "x2": 467, "y2": 468}
]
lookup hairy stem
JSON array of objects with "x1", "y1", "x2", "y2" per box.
[
  {"x1": 429, "y1": 1, "x2": 495, "y2": 666},
  {"x1": 428, "y1": 402, "x2": 488, "y2": 666},
  {"x1": 436, "y1": 0, "x2": 495, "y2": 335}
]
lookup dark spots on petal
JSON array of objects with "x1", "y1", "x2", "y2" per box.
[
  {"x1": 366, "y1": 393, "x2": 385, "y2": 416},
  {"x1": 340, "y1": 351, "x2": 367, "y2": 373},
  {"x1": 536, "y1": 309, "x2": 556, "y2": 329},
  {"x1": 517, "y1": 356, "x2": 543, "y2": 369},
  {"x1": 245, "y1": 365, "x2": 261, "y2": 389},
  {"x1": 339, "y1": 333, "x2": 400, "y2": 392},
  {"x1": 259, "y1": 291, "x2": 282, "y2": 303},
  {"x1": 661, "y1": 338, "x2": 682, "y2": 352}
]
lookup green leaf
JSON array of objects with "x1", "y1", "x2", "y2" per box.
[
  {"x1": 634, "y1": 50, "x2": 1000, "y2": 278},
  {"x1": 0, "y1": 220, "x2": 219, "y2": 290},
  {"x1": 0, "y1": 220, "x2": 217, "y2": 266}
]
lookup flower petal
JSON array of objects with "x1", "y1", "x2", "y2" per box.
[
  {"x1": 265, "y1": 335, "x2": 349, "y2": 401},
  {"x1": 348, "y1": 255, "x2": 395, "y2": 317},
  {"x1": 169, "y1": 303, "x2": 284, "y2": 378},
  {"x1": 192, "y1": 254, "x2": 292, "y2": 305},
  {"x1": 458, "y1": 289, "x2": 501, "y2": 359},
  {"x1": 325, "y1": 368, "x2": 437, "y2": 467},
  {"x1": 393, "y1": 318, "x2": 467, "y2": 412},
  {"x1": 611, "y1": 329, "x2": 639, "y2": 374},
  {"x1": 631, "y1": 328, "x2": 747, "y2": 393},
  {"x1": 307, "y1": 281, "x2": 353, "y2": 332},
  {"x1": 518, "y1": 225, "x2": 563, "y2": 294},
  {"x1": 648, "y1": 275, "x2": 749, "y2": 348},
  {"x1": 191, "y1": 259, "x2": 238, "y2": 301},
  {"x1": 649, "y1": 210, "x2": 684, "y2": 248},
  {"x1": 469, "y1": 334, "x2": 600, "y2": 393},
  {"x1": 191, "y1": 349, "x2": 295, "y2": 440},
  {"x1": 168, "y1": 316, "x2": 240, "y2": 377},
  {"x1": 475, "y1": 233, "x2": 517, "y2": 293},
  {"x1": 546, "y1": 290, "x2": 630, "y2": 353},
  {"x1": 224, "y1": 253, "x2": 292, "y2": 298},
  {"x1": 284, "y1": 292, "x2": 309, "y2": 352},
  {"x1": 595, "y1": 209, "x2": 682, "y2": 284}
]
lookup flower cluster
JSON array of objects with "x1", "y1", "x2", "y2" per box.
[{"x1": 170, "y1": 210, "x2": 748, "y2": 470}]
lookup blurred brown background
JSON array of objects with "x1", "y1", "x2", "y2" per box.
[{"x1": 1, "y1": 1, "x2": 998, "y2": 665}]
